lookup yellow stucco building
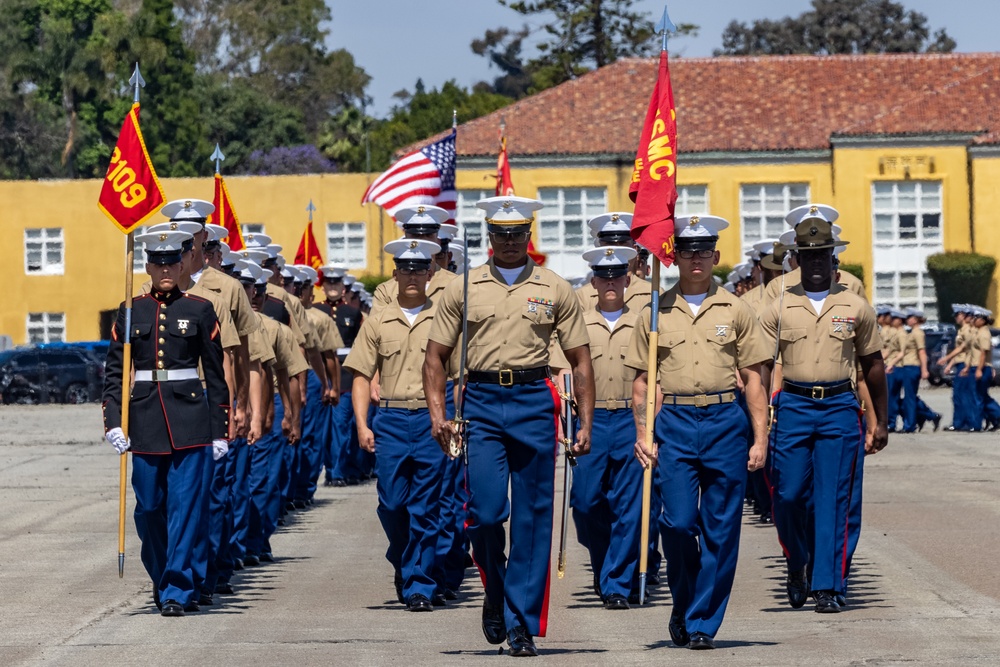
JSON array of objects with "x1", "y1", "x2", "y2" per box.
[{"x1": 2, "y1": 52, "x2": 999, "y2": 344}]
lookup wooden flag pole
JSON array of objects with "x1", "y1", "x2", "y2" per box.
[
  {"x1": 638, "y1": 256, "x2": 661, "y2": 604},
  {"x1": 118, "y1": 231, "x2": 135, "y2": 578}
]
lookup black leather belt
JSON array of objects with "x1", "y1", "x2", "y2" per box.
[
  {"x1": 467, "y1": 366, "x2": 550, "y2": 387},
  {"x1": 782, "y1": 380, "x2": 853, "y2": 400}
]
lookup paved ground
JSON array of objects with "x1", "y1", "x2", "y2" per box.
[{"x1": 2, "y1": 386, "x2": 1000, "y2": 666}]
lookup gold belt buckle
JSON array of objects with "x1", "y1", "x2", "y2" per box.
[
  {"x1": 811, "y1": 386, "x2": 826, "y2": 400},
  {"x1": 499, "y1": 369, "x2": 514, "y2": 387},
  {"x1": 153, "y1": 369, "x2": 168, "y2": 382},
  {"x1": 694, "y1": 394, "x2": 708, "y2": 408}
]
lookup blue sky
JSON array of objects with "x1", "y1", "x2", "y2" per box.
[{"x1": 327, "y1": 0, "x2": 998, "y2": 117}]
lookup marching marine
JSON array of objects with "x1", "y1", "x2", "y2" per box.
[
  {"x1": 628, "y1": 215, "x2": 771, "y2": 649},
  {"x1": 424, "y1": 195, "x2": 595, "y2": 657}
]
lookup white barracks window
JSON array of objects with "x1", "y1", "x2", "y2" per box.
[
  {"x1": 24, "y1": 228, "x2": 64, "y2": 275},
  {"x1": 739, "y1": 183, "x2": 809, "y2": 246},
  {"x1": 27, "y1": 312, "x2": 65, "y2": 343},
  {"x1": 326, "y1": 222, "x2": 366, "y2": 270},
  {"x1": 537, "y1": 187, "x2": 608, "y2": 277},
  {"x1": 675, "y1": 185, "x2": 709, "y2": 216}
]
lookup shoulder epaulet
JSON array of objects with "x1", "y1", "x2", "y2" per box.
[{"x1": 183, "y1": 293, "x2": 210, "y2": 304}]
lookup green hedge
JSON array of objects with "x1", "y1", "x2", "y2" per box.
[
  {"x1": 839, "y1": 263, "x2": 865, "y2": 284},
  {"x1": 358, "y1": 274, "x2": 391, "y2": 293},
  {"x1": 713, "y1": 264, "x2": 732, "y2": 282},
  {"x1": 926, "y1": 252, "x2": 997, "y2": 322}
]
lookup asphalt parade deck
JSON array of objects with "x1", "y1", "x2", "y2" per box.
[{"x1": 1, "y1": 388, "x2": 999, "y2": 666}]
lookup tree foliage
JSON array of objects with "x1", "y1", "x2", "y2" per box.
[
  {"x1": 473, "y1": 1, "x2": 696, "y2": 98},
  {"x1": 716, "y1": 0, "x2": 956, "y2": 56}
]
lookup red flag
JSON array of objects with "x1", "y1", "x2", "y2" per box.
[
  {"x1": 97, "y1": 103, "x2": 166, "y2": 234},
  {"x1": 294, "y1": 221, "x2": 324, "y2": 270},
  {"x1": 629, "y1": 51, "x2": 678, "y2": 266},
  {"x1": 496, "y1": 135, "x2": 515, "y2": 196},
  {"x1": 209, "y1": 173, "x2": 245, "y2": 251}
]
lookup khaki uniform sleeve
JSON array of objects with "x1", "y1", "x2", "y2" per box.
[
  {"x1": 548, "y1": 333, "x2": 570, "y2": 371},
  {"x1": 370, "y1": 281, "x2": 395, "y2": 318},
  {"x1": 276, "y1": 323, "x2": 309, "y2": 375},
  {"x1": 912, "y1": 327, "x2": 926, "y2": 350},
  {"x1": 248, "y1": 319, "x2": 275, "y2": 365},
  {"x1": 554, "y1": 280, "x2": 589, "y2": 350},
  {"x1": 217, "y1": 308, "x2": 241, "y2": 350},
  {"x1": 231, "y1": 282, "x2": 257, "y2": 338},
  {"x1": 623, "y1": 307, "x2": 652, "y2": 371},
  {"x1": 734, "y1": 301, "x2": 772, "y2": 369},
  {"x1": 853, "y1": 304, "x2": 882, "y2": 357},
  {"x1": 428, "y1": 279, "x2": 463, "y2": 348},
  {"x1": 284, "y1": 298, "x2": 307, "y2": 348},
  {"x1": 757, "y1": 299, "x2": 780, "y2": 344},
  {"x1": 343, "y1": 317, "x2": 380, "y2": 379}
]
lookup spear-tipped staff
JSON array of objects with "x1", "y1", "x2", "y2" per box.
[
  {"x1": 117, "y1": 63, "x2": 145, "y2": 579},
  {"x1": 211, "y1": 143, "x2": 225, "y2": 175},
  {"x1": 637, "y1": 5, "x2": 677, "y2": 607}
]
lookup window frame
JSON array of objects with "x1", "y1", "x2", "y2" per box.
[
  {"x1": 26, "y1": 312, "x2": 66, "y2": 344},
  {"x1": 325, "y1": 221, "x2": 367, "y2": 270},
  {"x1": 24, "y1": 227, "x2": 65, "y2": 276},
  {"x1": 738, "y1": 183, "x2": 810, "y2": 247}
]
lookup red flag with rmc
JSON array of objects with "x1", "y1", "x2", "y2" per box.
[
  {"x1": 98, "y1": 103, "x2": 165, "y2": 234},
  {"x1": 210, "y1": 173, "x2": 245, "y2": 251},
  {"x1": 294, "y1": 221, "x2": 325, "y2": 270},
  {"x1": 629, "y1": 51, "x2": 678, "y2": 267}
]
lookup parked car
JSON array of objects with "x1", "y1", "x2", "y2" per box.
[
  {"x1": 924, "y1": 324, "x2": 956, "y2": 387},
  {"x1": 0, "y1": 346, "x2": 104, "y2": 404}
]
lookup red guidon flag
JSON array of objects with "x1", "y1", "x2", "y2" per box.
[
  {"x1": 629, "y1": 51, "x2": 678, "y2": 266},
  {"x1": 210, "y1": 173, "x2": 245, "y2": 251},
  {"x1": 98, "y1": 103, "x2": 165, "y2": 234},
  {"x1": 496, "y1": 134, "x2": 515, "y2": 197},
  {"x1": 294, "y1": 221, "x2": 324, "y2": 270}
]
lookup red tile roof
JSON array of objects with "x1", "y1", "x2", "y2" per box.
[{"x1": 416, "y1": 53, "x2": 1000, "y2": 157}]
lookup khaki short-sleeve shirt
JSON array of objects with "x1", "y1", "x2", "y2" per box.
[
  {"x1": 576, "y1": 276, "x2": 652, "y2": 311},
  {"x1": 902, "y1": 327, "x2": 925, "y2": 366},
  {"x1": 759, "y1": 284, "x2": 881, "y2": 384},
  {"x1": 249, "y1": 313, "x2": 276, "y2": 366},
  {"x1": 586, "y1": 306, "x2": 640, "y2": 401},
  {"x1": 265, "y1": 283, "x2": 309, "y2": 348},
  {"x1": 428, "y1": 259, "x2": 589, "y2": 371},
  {"x1": 625, "y1": 283, "x2": 770, "y2": 395},
  {"x1": 259, "y1": 315, "x2": 309, "y2": 375},
  {"x1": 344, "y1": 300, "x2": 438, "y2": 401},
  {"x1": 741, "y1": 283, "x2": 765, "y2": 314},
  {"x1": 762, "y1": 267, "x2": 867, "y2": 305},
  {"x1": 971, "y1": 326, "x2": 994, "y2": 365},
  {"x1": 196, "y1": 266, "x2": 258, "y2": 338},
  {"x1": 305, "y1": 307, "x2": 344, "y2": 354},
  {"x1": 956, "y1": 323, "x2": 974, "y2": 366},
  {"x1": 371, "y1": 268, "x2": 457, "y2": 317},
  {"x1": 879, "y1": 325, "x2": 897, "y2": 360}
]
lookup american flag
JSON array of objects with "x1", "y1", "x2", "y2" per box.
[{"x1": 361, "y1": 130, "x2": 457, "y2": 221}]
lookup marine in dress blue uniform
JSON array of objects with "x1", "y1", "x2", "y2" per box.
[
  {"x1": 424, "y1": 196, "x2": 596, "y2": 657},
  {"x1": 345, "y1": 239, "x2": 449, "y2": 611},
  {"x1": 628, "y1": 215, "x2": 771, "y2": 650},
  {"x1": 758, "y1": 205, "x2": 889, "y2": 614},
  {"x1": 102, "y1": 231, "x2": 230, "y2": 617}
]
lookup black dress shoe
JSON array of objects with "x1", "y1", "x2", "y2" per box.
[
  {"x1": 332, "y1": 478, "x2": 347, "y2": 487},
  {"x1": 294, "y1": 499, "x2": 307, "y2": 509},
  {"x1": 482, "y1": 596, "x2": 507, "y2": 645},
  {"x1": 277, "y1": 517, "x2": 286, "y2": 526},
  {"x1": 198, "y1": 592, "x2": 214, "y2": 606},
  {"x1": 933, "y1": 415, "x2": 941, "y2": 432},
  {"x1": 394, "y1": 572, "x2": 405, "y2": 604},
  {"x1": 215, "y1": 582, "x2": 234, "y2": 595},
  {"x1": 184, "y1": 601, "x2": 201, "y2": 613},
  {"x1": 431, "y1": 591, "x2": 446, "y2": 607},
  {"x1": 945, "y1": 425, "x2": 958, "y2": 432},
  {"x1": 507, "y1": 626, "x2": 537, "y2": 657},
  {"x1": 285, "y1": 500, "x2": 296, "y2": 511},
  {"x1": 243, "y1": 554, "x2": 260, "y2": 566},
  {"x1": 260, "y1": 552, "x2": 274, "y2": 563},
  {"x1": 786, "y1": 567, "x2": 809, "y2": 609},
  {"x1": 161, "y1": 600, "x2": 184, "y2": 617},
  {"x1": 834, "y1": 593, "x2": 847, "y2": 607},
  {"x1": 689, "y1": 632, "x2": 715, "y2": 650},
  {"x1": 406, "y1": 594, "x2": 433, "y2": 611},
  {"x1": 917, "y1": 418, "x2": 925, "y2": 432},
  {"x1": 324, "y1": 478, "x2": 335, "y2": 487},
  {"x1": 464, "y1": 553, "x2": 476, "y2": 569},
  {"x1": 646, "y1": 571, "x2": 661, "y2": 586},
  {"x1": 628, "y1": 592, "x2": 641, "y2": 605},
  {"x1": 443, "y1": 588, "x2": 458, "y2": 600},
  {"x1": 593, "y1": 574, "x2": 603, "y2": 600},
  {"x1": 760, "y1": 511, "x2": 773, "y2": 524},
  {"x1": 604, "y1": 593, "x2": 630, "y2": 610},
  {"x1": 669, "y1": 608, "x2": 689, "y2": 647},
  {"x1": 814, "y1": 590, "x2": 842, "y2": 613},
  {"x1": 233, "y1": 558, "x2": 244, "y2": 571}
]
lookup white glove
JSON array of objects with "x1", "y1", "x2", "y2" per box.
[
  {"x1": 212, "y1": 439, "x2": 229, "y2": 461},
  {"x1": 105, "y1": 427, "x2": 130, "y2": 454}
]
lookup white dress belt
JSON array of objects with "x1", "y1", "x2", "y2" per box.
[{"x1": 134, "y1": 369, "x2": 201, "y2": 382}]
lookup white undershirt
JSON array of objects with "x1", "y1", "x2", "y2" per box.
[
  {"x1": 191, "y1": 268, "x2": 204, "y2": 284},
  {"x1": 495, "y1": 265, "x2": 524, "y2": 286},
  {"x1": 400, "y1": 304, "x2": 424, "y2": 326},
  {"x1": 804, "y1": 289, "x2": 830, "y2": 314},
  {"x1": 682, "y1": 292, "x2": 708, "y2": 316},
  {"x1": 600, "y1": 308, "x2": 623, "y2": 331}
]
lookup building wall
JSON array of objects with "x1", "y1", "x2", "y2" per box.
[{"x1": 2, "y1": 144, "x2": 997, "y2": 344}]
